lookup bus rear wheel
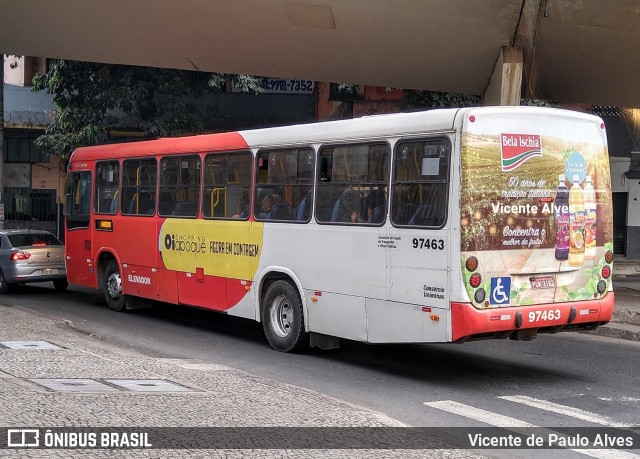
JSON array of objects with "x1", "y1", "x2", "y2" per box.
[
  {"x1": 262, "y1": 280, "x2": 308, "y2": 352},
  {"x1": 103, "y1": 260, "x2": 126, "y2": 312}
]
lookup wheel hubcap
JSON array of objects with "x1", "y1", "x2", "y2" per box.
[
  {"x1": 270, "y1": 295, "x2": 293, "y2": 338},
  {"x1": 106, "y1": 272, "x2": 122, "y2": 299}
]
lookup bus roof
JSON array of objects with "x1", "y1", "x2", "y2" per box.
[
  {"x1": 69, "y1": 106, "x2": 602, "y2": 162},
  {"x1": 69, "y1": 108, "x2": 461, "y2": 162}
]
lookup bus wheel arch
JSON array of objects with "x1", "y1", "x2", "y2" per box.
[{"x1": 259, "y1": 271, "x2": 309, "y2": 352}]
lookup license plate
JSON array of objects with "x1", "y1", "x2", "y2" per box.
[
  {"x1": 42, "y1": 268, "x2": 58, "y2": 275},
  {"x1": 530, "y1": 275, "x2": 556, "y2": 289}
]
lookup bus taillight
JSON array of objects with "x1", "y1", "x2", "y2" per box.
[
  {"x1": 601, "y1": 265, "x2": 611, "y2": 279},
  {"x1": 605, "y1": 250, "x2": 613, "y2": 264},
  {"x1": 469, "y1": 273, "x2": 481, "y2": 288},
  {"x1": 465, "y1": 256, "x2": 478, "y2": 272},
  {"x1": 597, "y1": 280, "x2": 607, "y2": 294}
]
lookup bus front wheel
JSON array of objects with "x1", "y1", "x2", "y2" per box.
[
  {"x1": 261, "y1": 280, "x2": 308, "y2": 352},
  {"x1": 103, "y1": 260, "x2": 126, "y2": 312}
]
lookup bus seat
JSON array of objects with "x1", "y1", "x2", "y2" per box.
[
  {"x1": 173, "y1": 201, "x2": 198, "y2": 217},
  {"x1": 109, "y1": 197, "x2": 118, "y2": 213},
  {"x1": 128, "y1": 192, "x2": 154, "y2": 215},
  {"x1": 159, "y1": 201, "x2": 175, "y2": 215},
  {"x1": 268, "y1": 203, "x2": 291, "y2": 220},
  {"x1": 367, "y1": 204, "x2": 386, "y2": 223},
  {"x1": 409, "y1": 205, "x2": 442, "y2": 226},
  {"x1": 295, "y1": 192, "x2": 312, "y2": 220},
  {"x1": 331, "y1": 188, "x2": 359, "y2": 222},
  {"x1": 330, "y1": 198, "x2": 342, "y2": 222},
  {"x1": 239, "y1": 203, "x2": 251, "y2": 219},
  {"x1": 394, "y1": 203, "x2": 416, "y2": 225}
]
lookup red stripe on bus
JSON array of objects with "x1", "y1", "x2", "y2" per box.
[
  {"x1": 71, "y1": 132, "x2": 249, "y2": 161},
  {"x1": 450, "y1": 293, "x2": 614, "y2": 342}
]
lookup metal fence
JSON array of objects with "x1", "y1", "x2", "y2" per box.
[{"x1": 2, "y1": 188, "x2": 60, "y2": 237}]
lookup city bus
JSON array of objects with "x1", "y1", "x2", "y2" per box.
[{"x1": 64, "y1": 107, "x2": 615, "y2": 352}]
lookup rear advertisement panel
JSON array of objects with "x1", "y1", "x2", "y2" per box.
[{"x1": 459, "y1": 109, "x2": 613, "y2": 309}]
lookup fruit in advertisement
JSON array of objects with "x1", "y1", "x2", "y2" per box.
[
  {"x1": 554, "y1": 174, "x2": 570, "y2": 260},
  {"x1": 568, "y1": 174, "x2": 585, "y2": 267}
]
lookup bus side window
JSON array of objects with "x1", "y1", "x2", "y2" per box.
[
  {"x1": 316, "y1": 143, "x2": 389, "y2": 225},
  {"x1": 94, "y1": 160, "x2": 120, "y2": 215},
  {"x1": 203, "y1": 151, "x2": 252, "y2": 220},
  {"x1": 254, "y1": 147, "x2": 315, "y2": 223},
  {"x1": 159, "y1": 155, "x2": 200, "y2": 218},
  {"x1": 122, "y1": 158, "x2": 157, "y2": 216},
  {"x1": 391, "y1": 139, "x2": 450, "y2": 228}
]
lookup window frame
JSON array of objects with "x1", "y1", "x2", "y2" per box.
[
  {"x1": 158, "y1": 154, "x2": 202, "y2": 218},
  {"x1": 315, "y1": 141, "x2": 390, "y2": 227},
  {"x1": 120, "y1": 157, "x2": 158, "y2": 217},
  {"x1": 64, "y1": 170, "x2": 92, "y2": 230},
  {"x1": 254, "y1": 146, "x2": 316, "y2": 223},
  {"x1": 390, "y1": 136, "x2": 451, "y2": 229},
  {"x1": 202, "y1": 150, "x2": 253, "y2": 221},
  {"x1": 94, "y1": 160, "x2": 121, "y2": 215}
]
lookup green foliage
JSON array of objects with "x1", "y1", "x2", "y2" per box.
[
  {"x1": 32, "y1": 60, "x2": 262, "y2": 159},
  {"x1": 402, "y1": 90, "x2": 480, "y2": 110}
]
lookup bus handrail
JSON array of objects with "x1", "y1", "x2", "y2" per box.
[{"x1": 210, "y1": 187, "x2": 226, "y2": 217}]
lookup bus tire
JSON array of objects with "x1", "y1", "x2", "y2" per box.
[
  {"x1": 103, "y1": 260, "x2": 126, "y2": 312},
  {"x1": 262, "y1": 280, "x2": 308, "y2": 352}
]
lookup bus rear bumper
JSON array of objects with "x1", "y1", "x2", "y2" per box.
[{"x1": 450, "y1": 293, "x2": 615, "y2": 342}]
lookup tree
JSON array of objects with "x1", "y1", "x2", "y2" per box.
[
  {"x1": 402, "y1": 89, "x2": 480, "y2": 110},
  {"x1": 32, "y1": 60, "x2": 262, "y2": 159}
]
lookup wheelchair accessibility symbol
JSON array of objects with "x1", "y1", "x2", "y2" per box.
[{"x1": 490, "y1": 277, "x2": 511, "y2": 305}]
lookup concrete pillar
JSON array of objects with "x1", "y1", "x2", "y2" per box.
[{"x1": 483, "y1": 47, "x2": 523, "y2": 106}]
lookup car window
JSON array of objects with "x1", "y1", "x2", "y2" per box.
[{"x1": 7, "y1": 233, "x2": 63, "y2": 248}]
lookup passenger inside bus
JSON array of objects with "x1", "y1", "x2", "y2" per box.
[
  {"x1": 232, "y1": 197, "x2": 251, "y2": 219},
  {"x1": 258, "y1": 193, "x2": 290, "y2": 219}
]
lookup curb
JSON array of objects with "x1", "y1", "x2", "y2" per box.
[{"x1": 586, "y1": 322, "x2": 640, "y2": 341}]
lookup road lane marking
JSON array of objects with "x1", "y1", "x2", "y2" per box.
[
  {"x1": 425, "y1": 400, "x2": 535, "y2": 427},
  {"x1": 424, "y1": 400, "x2": 639, "y2": 459},
  {"x1": 498, "y1": 395, "x2": 632, "y2": 428}
]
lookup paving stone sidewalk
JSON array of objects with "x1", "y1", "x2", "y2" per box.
[{"x1": 0, "y1": 304, "x2": 483, "y2": 459}]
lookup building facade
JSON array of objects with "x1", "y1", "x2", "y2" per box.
[{"x1": 4, "y1": 58, "x2": 640, "y2": 257}]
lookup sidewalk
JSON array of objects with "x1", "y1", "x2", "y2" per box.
[
  {"x1": 0, "y1": 304, "x2": 482, "y2": 458},
  {"x1": 0, "y1": 263, "x2": 636, "y2": 458}
]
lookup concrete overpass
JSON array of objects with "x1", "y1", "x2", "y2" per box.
[{"x1": 2, "y1": 0, "x2": 640, "y2": 107}]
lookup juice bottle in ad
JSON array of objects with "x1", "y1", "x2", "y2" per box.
[
  {"x1": 568, "y1": 174, "x2": 585, "y2": 266},
  {"x1": 554, "y1": 174, "x2": 570, "y2": 260},
  {"x1": 583, "y1": 175, "x2": 597, "y2": 259}
]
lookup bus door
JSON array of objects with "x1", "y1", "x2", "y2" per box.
[
  {"x1": 64, "y1": 169, "x2": 95, "y2": 287},
  {"x1": 114, "y1": 158, "x2": 161, "y2": 300},
  {"x1": 375, "y1": 138, "x2": 452, "y2": 342}
]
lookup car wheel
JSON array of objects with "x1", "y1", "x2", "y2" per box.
[
  {"x1": 103, "y1": 260, "x2": 126, "y2": 311},
  {"x1": 261, "y1": 280, "x2": 308, "y2": 352},
  {"x1": 53, "y1": 279, "x2": 69, "y2": 291},
  {"x1": 0, "y1": 269, "x2": 12, "y2": 294}
]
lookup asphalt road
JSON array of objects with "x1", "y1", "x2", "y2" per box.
[{"x1": 1, "y1": 283, "x2": 639, "y2": 455}]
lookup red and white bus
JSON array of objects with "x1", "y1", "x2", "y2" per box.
[{"x1": 64, "y1": 107, "x2": 615, "y2": 352}]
